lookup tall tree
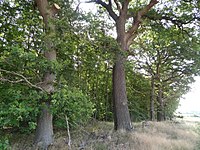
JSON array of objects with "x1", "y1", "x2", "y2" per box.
[
  {"x1": 93, "y1": 0, "x2": 159, "y2": 131},
  {"x1": 0, "y1": 1, "x2": 96, "y2": 148},
  {"x1": 132, "y1": 24, "x2": 200, "y2": 121},
  {"x1": 34, "y1": 1, "x2": 60, "y2": 149}
]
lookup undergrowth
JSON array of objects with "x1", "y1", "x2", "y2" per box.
[{"x1": 7, "y1": 121, "x2": 199, "y2": 150}]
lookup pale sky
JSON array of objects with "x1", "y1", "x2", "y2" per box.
[
  {"x1": 177, "y1": 76, "x2": 200, "y2": 113},
  {"x1": 79, "y1": 2, "x2": 96, "y2": 13}
]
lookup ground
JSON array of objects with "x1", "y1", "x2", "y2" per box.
[{"x1": 7, "y1": 118, "x2": 200, "y2": 150}]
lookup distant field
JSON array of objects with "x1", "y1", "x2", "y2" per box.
[
  {"x1": 176, "y1": 113, "x2": 200, "y2": 127},
  {"x1": 184, "y1": 116, "x2": 200, "y2": 122}
]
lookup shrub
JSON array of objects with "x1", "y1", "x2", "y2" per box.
[
  {"x1": 0, "y1": 84, "x2": 40, "y2": 133},
  {"x1": 0, "y1": 84, "x2": 94, "y2": 132},
  {"x1": 52, "y1": 86, "x2": 94, "y2": 129},
  {"x1": 0, "y1": 136, "x2": 11, "y2": 150}
]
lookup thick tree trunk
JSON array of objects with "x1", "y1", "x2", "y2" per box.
[
  {"x1": 150, "y1": 76, "x2": 155, "y2": 121},
  {"x1": 34, "y1": 1, "x2": 60, "y2": 149},
  {"x1": 95, "y1": 0, "x2": 158, "y2": 131},
  {"x1": 112, "y1": 54, "x2": 133, "y2": 131},
  {"x1": 34, "y1": 53, "x2": 56, "y2": 149},
  {"x1": 34, "y1": 102, "x2": 53, "y2": 150},
  {"x1": 111, "y1": 17, "x2": 133, "y2": 131},
  {"x1": 157, "y1": 85, "x2": 164, "y2": 121}
]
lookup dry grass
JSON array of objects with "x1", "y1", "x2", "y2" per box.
[
  {"x1": 11, "y1": 120, "x2": 199, "y2": 150},
  {"x1": 131, "y1": 121, "x2": 198, "y2": 150}
]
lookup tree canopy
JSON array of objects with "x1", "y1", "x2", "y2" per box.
[{"x1": 0, "y1": 0, "x2": 200, "y2": 148}]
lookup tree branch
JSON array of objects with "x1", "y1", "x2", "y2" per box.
[
  {"x1": 35, "y1": 0, "x2": 60, "y2": 27},
  {"x1": 0, "y1": 68, "x2": 45, "y2": 91},
  {"x1": 145, "y1": 13, "x2": 199, "y2": 31},
  {"x1": 121, "y1": 0, "x2": 129, "y2": 14},
  {"x1": 92, "y1": 0, "x2": 118, "y2": 21},
  {"x1": 126, "y1": 0, "x2": 158, "y2": 40},
  {"x1": 114, "y1": 0, "x2": 121, "y2": 12},
  {"x1": 0, "y1": 78, "x2": 24, "y2": 83},
  {"x1": 162, "y1": 16, "x2": 199, "y2": 25}
]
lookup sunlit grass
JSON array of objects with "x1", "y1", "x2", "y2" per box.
[
  {"x1": 11, "y1": 120, "x2": 199, "y2": 150},
  {"x1": 132, "y1": 121, "x2": 198, "y2": 150}
]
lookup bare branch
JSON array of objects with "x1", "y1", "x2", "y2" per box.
[
  {"x1": 65, "y1": 115, "x2": 71, "y2": 149},
  {"x1": 0, "y1": 68, "x2": 45, "y2": 91},
  {"x1": 146, "y1": 13, "x2": 199, "y2": 25},
  {"x1": 74, "y1": 2, "x2": 81, "y2": 13},
  {"x1": 163, "y1": 16, "x2": 199, "y2": 25},
  {"x1": 114, "y1": 0, "x2": 121, "y2": 12},
  {"x1": 108, "y1": 0, "x2": 112, "y2": 7},
  {"x1": 91, "y1": 0, "x2": 118, "y2": 21},
  {"x1": 0, "y1": 78, "x2": 24, "y2": 83},
  {"x1": 145, "y1": 14, "x2": 199, "y2": 36}
]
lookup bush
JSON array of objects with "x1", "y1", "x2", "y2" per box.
[
  {"x1": 0, "y1": 84, "x2": 40, "y2": 133},
  {"x1": 0, "y1": 136, "x2": 11, "y2": 150},
  {"x1": 0, "y1": 84, "x2": 94, "y2": 132},
  {"x1": 52, "y1": 86, "x2": 94, "y2": 129}
]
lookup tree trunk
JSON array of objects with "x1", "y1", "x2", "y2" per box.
[
  {"x1": 157, "y1": 85, "x2": 164, "y2": 121},
  {"x1": 34, "y1": 1, "x2": 60, "y2": 149},
  {"x1": 150, "y1": 76, "x2": 155, "y2": 121},
  {"x1": 112, "y1": 54, "x2": 133, "y2": 131},
  {"x1": 34, "y1": 69, "x2": 56, "y2": 149},
  {"x1": 111, "y1": 17, "x2": 133, "y2": 131},
  {"x1": 34, "y1": 102, "x2": 53, "y2": 150},
  {"x1": 94, "y1": 0, "x2": 158, "y2": 132}
]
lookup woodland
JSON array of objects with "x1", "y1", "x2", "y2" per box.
[{"x1": 0, "y1": 0, "x2": 200, "y2": 149}]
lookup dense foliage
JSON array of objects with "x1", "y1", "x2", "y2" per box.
[{"x1": 0, "y1": 0, "x2": 200, "y2": 148}]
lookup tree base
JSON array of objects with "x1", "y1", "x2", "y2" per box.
[{"x1": 34, "y1": 102, "x2": 53, "y2": 150}]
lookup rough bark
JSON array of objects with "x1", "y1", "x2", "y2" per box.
[
  {"x1": 95, "y1": 0, "x2": 158, "y2": 131},
  {"x1": 155, "y1": 49, "x2": 164, "y2": 121},
  {"x1": 34, "y1": 102, "x2": 53, "y2": 150},
  {"x1": 150, "y1": 76, "x2": 155, "y2": 121},
  {"x1": 112, "y1": 54, "x2": 133, "y2": 131},
  {"x1": 111, "y1": 13, "x2": 133, "y2": 131},
  {"x1": 157, "y1": 84, "x2": 164, "y2": 121},
  {"x1": 34, "y1": 0, "x2": 60, "y2": 149}
]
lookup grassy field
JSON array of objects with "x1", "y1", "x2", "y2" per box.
[{"x1": 9, "y1": 118, "x2": 200, "y2": 150}]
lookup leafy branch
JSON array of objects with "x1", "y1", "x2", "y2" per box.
[
  {"x1": 0, "y1": 68, "x2": 45, "y2": 92},
  {"x1": 126, "y1": 0, "x2": 159, "y2": 42},
  {"x1": 145, "y1": 13, "x2": 200, "y2": 35}
]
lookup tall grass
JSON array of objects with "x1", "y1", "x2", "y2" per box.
[
  {"x1": 195, "y1": 123, "x2": 200, "y2": 150},
  {"x1": 11, "y1": 121, "x2": 199, "y2": 150},
  {"x1": 132, "y1": 121, "x2": 198, "y2": 150}
]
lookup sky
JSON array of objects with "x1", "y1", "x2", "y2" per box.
[
  {"x1": 177, "y1": 76, "x2": 200, "y2": 113},
  {"x1": 80, "y1": 2, "x2": 96, "y2": 12}
]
